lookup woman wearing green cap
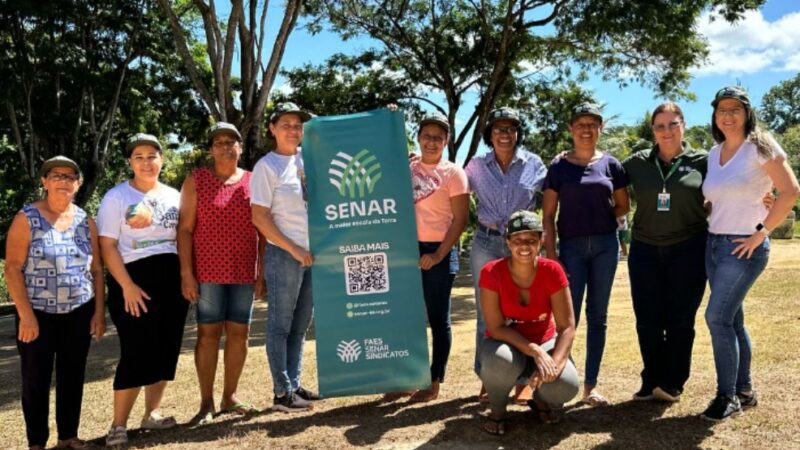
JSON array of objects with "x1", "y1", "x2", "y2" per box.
[
  {"x1": 5, "y1": 156, "x2": 105, "y2": 450},
  {"x1": 251, "y1": 103, "x2": 321, "y2": 412},
  {"x1": 479, "y1": 210, "x2": 578, "y2": 434},
  {"x1": 97, "y1": 134, "x2": 188, "y2": 446},
  {"x1": 700, "y1": 86, "x2": 799, "y2": 421}
]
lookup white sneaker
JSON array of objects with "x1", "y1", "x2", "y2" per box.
[
  {"x1": 141, "y1": 412, "x2": 178, "y2": 429},
  {"x1": 106, "y1": 425, "x2": 128, "y2": 446}
]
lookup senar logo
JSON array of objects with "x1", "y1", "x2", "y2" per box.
[
  {"x1": 329, "y1": 150, "x2": 382, "y2": 198},
  {"x1": 337, "y1": 339, "x2": 362, "y2": 363}
]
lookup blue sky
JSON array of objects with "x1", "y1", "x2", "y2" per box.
[{"x1": 269, "y1": 0, "x2": 799, "y2": 152}]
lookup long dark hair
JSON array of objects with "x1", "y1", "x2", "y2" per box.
[{"x1": 711, "y1": 101, "x2": 775, "y2": 159}]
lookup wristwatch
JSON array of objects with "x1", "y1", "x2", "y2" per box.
[{"x1": 755, "y1": 222, "x2": 771, "y2": 236}]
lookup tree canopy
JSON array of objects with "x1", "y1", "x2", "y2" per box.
[{"x1": 761, "y1": 73, "x2": 800, "y2": 134}]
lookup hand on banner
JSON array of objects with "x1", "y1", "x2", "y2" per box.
[{"x1": 291, "y1": 246, "x2": 315, "y2": 267}]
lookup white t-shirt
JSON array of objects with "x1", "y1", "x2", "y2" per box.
[
  {"x1": 703, "y1": 140, "x2": 785, "y2": 235},
  {"x1": 96, "y1": 181, "x2": 180, "y2": 263},
  {"x1": 250, "y1": 150, "x2": 309, "y2": 250}
]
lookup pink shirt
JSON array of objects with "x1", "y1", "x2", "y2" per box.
[{"x1": 410, "y1": 159, "x2": 468, "y2": 242}]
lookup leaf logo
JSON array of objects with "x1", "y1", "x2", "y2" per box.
[
  {"x1": 328, "y1": 150, "x2": 382, "y2": 198},
  {"x1": 336, "y1": 339, "x2": 362, "y2": 363}
]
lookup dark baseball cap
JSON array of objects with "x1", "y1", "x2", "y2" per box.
[
  {"x1": 419, "y1": 112, "x2": 450, "y2": 133},
  {"x1": 125, "y1": 133, "x2": 162, "y2": 156},
  {"x1": 711, "y1": 85, "x2": 751, "y2": 107},
  {"x1": 487, "y1": 107, "x2": 522, "y2": 128},
  {"x1": 269, "y1": 102, "x2": 312, "y2": 122},
  {"x1": 571, "y1": 102, "x2": 603, "y2": 123},
  {"x1": 39, "y1": 155, "x2": 81, "y2": 179},
  {"x1": 506, "y1": 210, "x2": 543, "y2": 236},
  {"x1": 207, "y1": 122, "x2": 242, "y2": 144}
]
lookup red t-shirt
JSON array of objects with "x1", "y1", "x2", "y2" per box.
[
  {"x1": 479, "y1": 257, "x2": 568, "y2": 344},
  {"x1": 192, "y1": 167, "x2": 259, "y2": 283}
]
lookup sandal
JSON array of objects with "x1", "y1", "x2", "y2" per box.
[
  {"x1": 578, "y1": 391, "x2": 610, "y2": 408},
  {"x1": 483, "y1": 415, "x2": 507, "y2": 436},
  {"x1": 512, "y1": 384, "x2": 533, "y2": 406},
  {"x1": 56, "y1": 437, "x2": 93, "y2": 449},
  {"x1": 221, "y1": 401, "x2": 257, "y2": 416},
  {"x1": 141, "y1": 412, "x2": 178, "y2": 429},
  {"x1": 528, "y1": 400, "x2": 560, "y2": 424},
  {"x1": 189, "y1": 409, "x2": 215, "y2": 426}
]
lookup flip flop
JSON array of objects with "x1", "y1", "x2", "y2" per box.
[
  {"x1": 579, "y1": 391, "x2": 610, "y2": 408},
  {"x1": 528, "y1": 400, "x2": 560, "y2": 424},
  {"x1": 221, "y1": 401, "x2": 257, "y2": 416},
  {"x1": 512, "y1": 384, "x2": 533, "y2": 406},
  {"x1": 189, "y1": 409, "x2": 215, "y2": 426},
  {"x1": 483, "y1": 415, "x2": 507, "y2": 436}
]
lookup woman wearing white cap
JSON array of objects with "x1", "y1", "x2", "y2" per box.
[
  {"x1": 5, "y1": 156, "x2": 105, "y2": 450},
  {"x1": 97, "y1": 133, "x2": 188, "y2": 446}
]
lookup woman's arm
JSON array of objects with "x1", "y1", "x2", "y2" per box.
[
  {"x1": 99, "y1": 236, "x2": 150, "y2": 317},
  {"x1": 612, "y1": 187, "x2": 630, "y2": 218},
  {"x1": 732, "y1": 156, "x2": 800, "y2": 258},
  {"x1": 4, "y1": 212, "x2": 39, "y2": 343},
  {"x1": 542, "y1": 189, "x2": 559, "y2": 260},
  {"x1": 251, "y1": 204, "x2": 313, "y2": 267},
  {"x1": 420, "y1": 193, "x2": 469, "y2": 270},
  {"x1": 177, "y1": 174, "x2": 199, "y2": 302},
  {"x1": 87, "y1": 218, "x2": 106, "y2": 341},
  {"x1": 254, "y1": 231, "x2": 267, "y2": 299}
]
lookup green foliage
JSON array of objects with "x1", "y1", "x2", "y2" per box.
[
  {"x1": 0, "y1": 259, "x2": 8, "y2": 303},
  {"x1": 761, "y1": 73, "x2": 800, "y2": 134},
  {"x1": 777, "y1": 125, "x2": 800, "y2": 183}
]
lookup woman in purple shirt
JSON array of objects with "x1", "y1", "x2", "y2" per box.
[
  {"x1": 465, "y1": 107, "x2": 548, "y2": 403},
  {"x1": 542, "y1": 102, "x2": 630, "y2": 407}
]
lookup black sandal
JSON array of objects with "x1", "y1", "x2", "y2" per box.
[
  {"x1": 483, "y1": 415, "x2": 507, "y2": 436},
  {"x1": 528, "y1": 400, "x2": 560, "y2": 424}
]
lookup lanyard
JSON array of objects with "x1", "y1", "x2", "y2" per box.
[{"x1": 655, "y1": 156, "x2": 683, "y2": 193}]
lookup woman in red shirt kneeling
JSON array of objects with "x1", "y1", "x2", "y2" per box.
[{"x1": 479, "y1": 210, "x2": 579, "y2": 435}]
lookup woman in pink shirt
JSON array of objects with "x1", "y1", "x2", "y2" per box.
[{"x1": 384, "y1": 112, "x2": 469, "y2": 403}]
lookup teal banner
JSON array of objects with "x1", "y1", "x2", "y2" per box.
[{"x1": 302, "y1": 108, "x2": 431, "y2": 397}]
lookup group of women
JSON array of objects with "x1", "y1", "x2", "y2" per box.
[{"x1": 5, "y1": 86, "x2": 799, "y2": 448}]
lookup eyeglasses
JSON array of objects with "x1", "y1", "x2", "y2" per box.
[
  {"x1": 277, "y1": 123, "x2": 303, "y2": 132},
  {"x1": 212, "y1": 140, "x2": 239, "y2": 149},
  {"x1": 572, "y1": 121, "x2": 601, "y2": 131},
  {"x1": 715, "y1": 107, "x2": 744, "y2": 117},
  {"x1": 47, "y1": 173, "x2": 80, "y2": 182},
  {"x1": 652, "y1": 120, "x2": 683, "y2": 133},
  {"x1": 492, "y1": 126, "x2": 518, "y2": 135},
  {"x1": 419, "y1": 133, "x2": 446, "y2": 143}
]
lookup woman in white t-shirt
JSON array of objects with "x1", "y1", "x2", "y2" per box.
[
  {"x1": 250, "y1": 102, "x2": 320, "y2": 412},
  {"x1": 700, "y1": 86, "x2": 800, "y2": 422},
  {"x1": 97, "y1": 134, "x2": 189, "y2": 446}
]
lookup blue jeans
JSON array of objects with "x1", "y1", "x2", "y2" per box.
[
  {"x1": 559, "y1": 232, "x2": 619, "y2": 387},
  {"x1": 469, "y1": 229, "x2": 509, "y2": 376},
  {"x1": 265, "y1": 244, "x2": 314, "y2": 396},
  {"x1": 197, "y1": 283, "x2": 255, "y2": 324},
  {"x1": 705, "y1": 234, "x2": 769, "y2": 396},
  {"x1": 419, "y1": 242, "x2": 456, "y2": 382}
]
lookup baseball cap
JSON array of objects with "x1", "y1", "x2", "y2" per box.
[
  {"x1": 419, "y1": 112, "x2": 450, "y2": 133},
  {"x1": 506, "y1": 210, "x2": 543, "y2": 236},
  {"x1": 711, "y1": 85, "x2": 751, "y2": 107},
  {"x1": 486, "y1": 107, "x2": 522, "y2": 128},
  {"x1": 39, "y1": 155, "x2": 81, "y2": 179},
  {"x1": 207, "y1": 122, "x2": 242, "y2": 145},
  {"x1": 270, "y1": 102, "x2": 312, "y2": 122},
  {"x1": 571, "y1": 102, "x2": 603, "y2": 123},
  {"x1": 125, "y1": 133, "x2": 162, "y2": 156}
]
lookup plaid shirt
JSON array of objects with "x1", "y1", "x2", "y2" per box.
[{"x1": 464, "y1": 148, "x2": 547, "y2": 234}]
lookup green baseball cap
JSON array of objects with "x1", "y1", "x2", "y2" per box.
[
  {"x1": 571, "y1": 102, "x2": 603, "y2": 123},
  {"x1": 711, "y1": 85, "x2": 751, "y2": 107},
  {"x1": 487, "y1": 107, "x2": 521, "y2": 127},
  {"x1": 207, "y1": 122, "x2": 242, "y2": 145},
  {"x1": 125, "y1": 133, "x2": 162, "y2": 156},
  {"x1": 419, "y1": 112, "x2": 450, "y2": 133},
  {"x1": 270, "y1": 102, "x2": 312, "y2": 122},
  {"x1": 506, "y1": 210, "x2": 543, "y2": 236},
  {"x1": 39, "y1": 155, "x2": 82, "y2": 179}
]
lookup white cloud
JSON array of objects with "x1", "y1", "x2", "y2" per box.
[{"x1": 694, "y1": 9, "x2": 800, "y2": 76}]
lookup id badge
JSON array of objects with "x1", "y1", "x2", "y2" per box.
[{"x1": 657, "y1": 192, "x2": 671, "y2": 211}]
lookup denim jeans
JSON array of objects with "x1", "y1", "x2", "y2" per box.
[
  {"x1": 628, "y1": 232, "x2": 706, "y2": 393},
  {"x1": 558, "y1": 232, "x2": 619, "y2": 387},
  {"x1": 265, "y1": 244, "x2": 314, "y2": 396},
  {"x1": 197, "y1": 283, "x2": 255, "y2": 324},
  {"x1": 419, "y1": 242, "x2": 456, "y2": 382},
  {"x1": 705, "y1": 234, "x2": 769, "y2": 397},
  {"x1": 469, "y1": 229, "x2": 509, "y2": 375}
]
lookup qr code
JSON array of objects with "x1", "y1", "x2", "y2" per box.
[{"x1": 344, "y1": 252, "x2": 389, "y2": 295}]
